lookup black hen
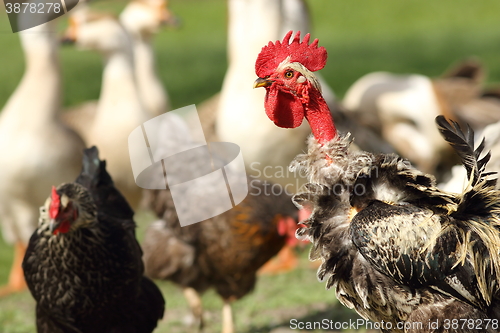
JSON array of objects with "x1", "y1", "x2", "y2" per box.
[{"x1": 22, "y1": 146, "x2": 165, "y2": 333}]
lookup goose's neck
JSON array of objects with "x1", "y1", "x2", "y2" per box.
[
  {"x1": 227, "y1": 0, "x2": 283, "y2": 68},
  {"x1": 227, "y1": 0, "x2": 308, "y2": 67},
  {"x1": 133, "y1": 36, "x2": 168, "y2": 114},
  {"x1": 2, "y1": 33, "x2": 61, "y2": 125},
  {"x1": 98, "y1": 49, "x2": 142, "y2": 118},
  {"x1": 133, "y1": 36, "x2": 156, "y2": 80},
  {"x1": 102, "y1": 50, "x2": 135, "y2": 85}
]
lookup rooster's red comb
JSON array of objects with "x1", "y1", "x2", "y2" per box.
[
  {"x1": 49, "y1": 186, "x2": 60, "y2": 219},
  {"x1": 255, "y1": 31, "x2": 327, "y2": 78}
]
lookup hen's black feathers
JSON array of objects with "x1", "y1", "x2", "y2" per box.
[
  {"x1": 23, "y1": 147, "x2": 165, "y2": 333},
  {"x1": 75, "y1": 146, "x2": 135, "y2": 221}
]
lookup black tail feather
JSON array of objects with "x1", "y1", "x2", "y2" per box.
[
  {"x1": 435, "y1": 116, "x2": 491, "y2": 185},
  {"x1": 75, "y1": 146, "x2": 134, "y2": 220},
  {"x1": 75, "y1": 146, "x2": 111, "y2": 189}
]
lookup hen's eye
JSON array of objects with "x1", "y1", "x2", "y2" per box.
[{"x1": 284, "y1": 71, "x2": 294, "y2": 79}]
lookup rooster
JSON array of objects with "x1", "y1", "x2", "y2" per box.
[
  {"x1": 254, "y1": 31, "x2": 500, "y2": 332},
  {"x1": 22, "y1": 147, "x2": 165, "y2": 333}
]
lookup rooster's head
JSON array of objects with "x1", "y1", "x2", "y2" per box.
[
  {"x1": 45, "y1": 184, "x2": 97, "y2": 236},
  {"x1": 254, "y1": 31, "x2": 336, "y2": 144}
]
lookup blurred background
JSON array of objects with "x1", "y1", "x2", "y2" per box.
[{"x1": 1, "y1": 0, "x2": 500, "y2": 332}]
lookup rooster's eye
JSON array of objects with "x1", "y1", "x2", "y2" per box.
[{"x1": 284, "y1": 71, "x2": 294, "y2": 79}]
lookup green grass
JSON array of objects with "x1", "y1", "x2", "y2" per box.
[{"x1": 1, "y1": 0, "x2": 500, "y2": 332}]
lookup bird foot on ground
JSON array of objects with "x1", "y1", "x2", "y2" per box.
[
  {"x1": 0, "y1": 242, "x2": 27, "y2": 297},
  {"x1": 0, "y1": 254, "x2": 27, "y2": 297},
  {"x1": 182, "y1": 312, "x2": 204, "y2": 332}
]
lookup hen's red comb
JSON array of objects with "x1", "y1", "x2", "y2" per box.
[
  {"x1": 255, "y1": 31, "x2": 327, "y2": 78},
  {"x1": 49, "y1": 186, "x2": 60, "y2": 219}
]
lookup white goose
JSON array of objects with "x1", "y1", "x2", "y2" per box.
[
  {"x1": 63, "y1": 10, "x2": 149, "y2": 209},
  {"x1": 208, "y1": 0, "x2": 341, "y2": 276},
  {"x1": 120, "y1": 0, "x2": 176, "y2": 116},
  {"x1": 216, "y1": 0, "x2": 337, "y2": 192},
  {"x1": 0, "y1": 20, "x2": 85, "y2": 296},
  {"x1": 62, "y1": 0, "x2": 174, "y2": 134},
  {"x1": 342, "y1": 60, "x2": 500, "y2": 177}
]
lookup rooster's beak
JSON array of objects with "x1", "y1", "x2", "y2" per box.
[{"x1": 253, "y1": 77, "x2": 273, "y2": 88}]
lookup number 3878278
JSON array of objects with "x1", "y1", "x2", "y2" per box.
[{"x1": 5, "y1": 2, "x2": 61, "y2": 14}]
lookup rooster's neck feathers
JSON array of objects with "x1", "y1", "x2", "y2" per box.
[{"x1": 291, "y1": 134, "x2": 372, "y2": 186}]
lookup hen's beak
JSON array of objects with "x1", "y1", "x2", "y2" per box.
[
  {"x1": 253, "y1": 77, "x2": 273, "y2": 88},
  {"x1": 49, "y1": 219, "x2": 60, "y2": 234}
]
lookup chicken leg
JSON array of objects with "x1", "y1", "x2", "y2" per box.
[
  {"x1": 221, "y1": 300, "x2": 234, "y2": 333},
  {"x1": 183, "y1": 287, "x2": 204, "y2": 332},
  {"x1": 0, "y1": 241, "x2": 27, "y2": 297}
]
